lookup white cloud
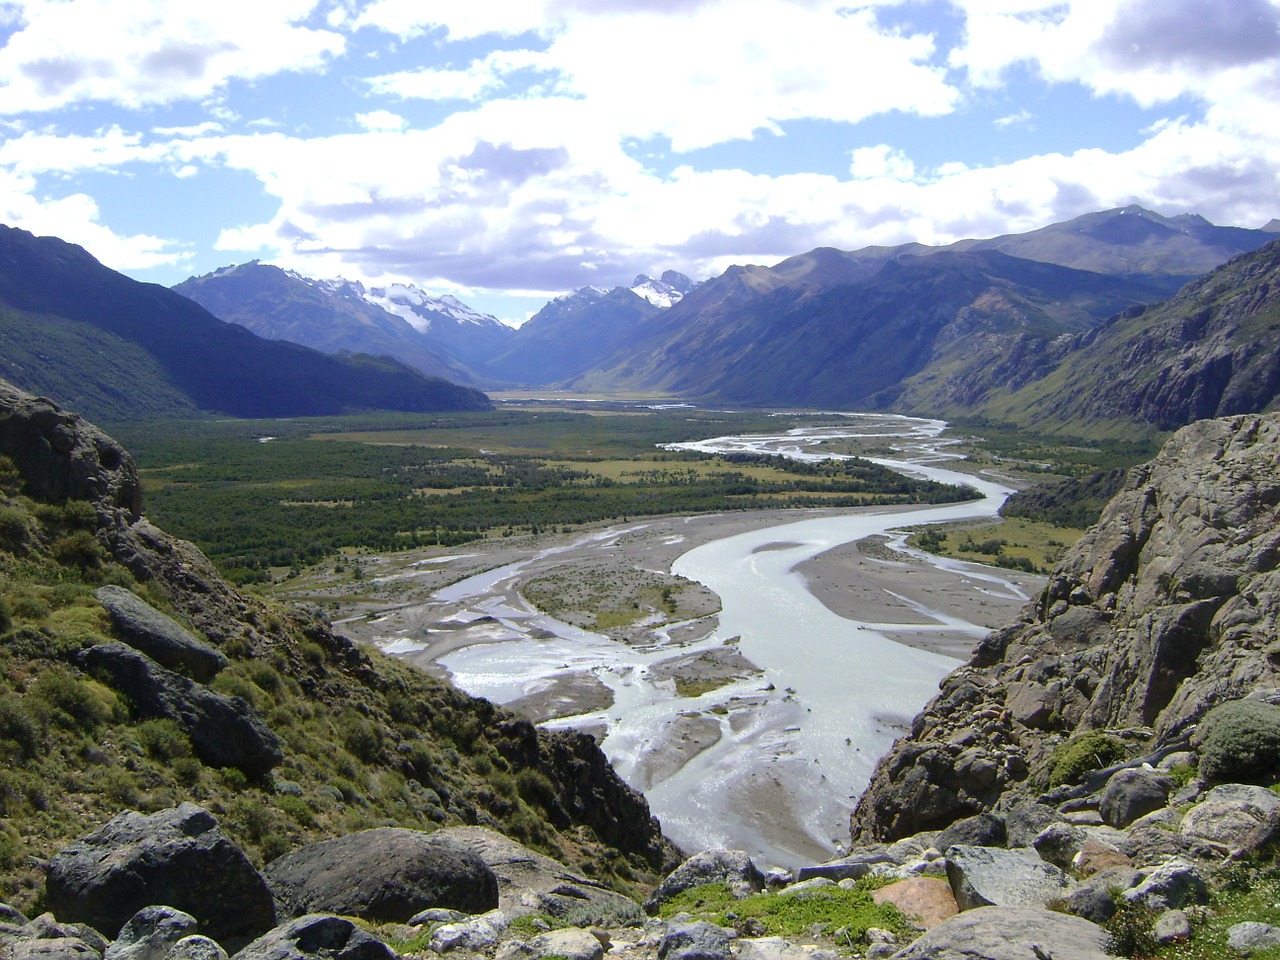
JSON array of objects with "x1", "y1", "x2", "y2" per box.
[
  {"x1": 355, "y1": 110, "x2": 406, "y2": 132},
  {"x1": 358, "y1": 1, "x2": 958, "y2": 152},
  {"x1": 849, "y1": 145, "x2": 917, "y2": 180},
  {"x1": 0, "y1": 0, "x2": 345, "y2": 113},
  {"x1": 993, "y1": 109, "x2": 1033, "y2": 129}
]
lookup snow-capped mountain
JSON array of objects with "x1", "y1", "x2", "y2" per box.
[
  {"x1": 366, "y1": 284, "x2": 506, "y2": 333},
  {"x1": 629, "y1": 270, "x2": 697, "y2": 308}
]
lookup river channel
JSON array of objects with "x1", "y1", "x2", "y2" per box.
[{"x1": 397, "y1": 413, "x2": 1040, "y2": 867}]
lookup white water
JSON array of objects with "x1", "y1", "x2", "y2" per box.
[{"x1": 436, "y1": 413, "x2": 1027, "y2": 865}]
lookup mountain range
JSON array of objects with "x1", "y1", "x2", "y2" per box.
[
  {"x1": 2, "y1": 205, "x2": 1278, "y2": 432},
  {"x1": 165, "y1": 205, "x2": 1280, "y2": 436},
  {"x1": 0, "y1": 227, "x2": 491, "y2": 422}
]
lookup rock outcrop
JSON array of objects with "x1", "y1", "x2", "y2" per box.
[
  {"x1": 44, "y1": 804, "x2": 276, "y2": 948},
  {"x1": 264, "y1": 828, "x2": 499, "y2": 922},
  {"x1": 852, "y1": 413, "x2": 1280, "y2": 843}
]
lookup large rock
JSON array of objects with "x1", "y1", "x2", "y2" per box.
[
  {"x1": 944, "y1": 846, "x2": 1074, "y2": 911},
  {"x1": 1122, "y1": 858, "x2": 1210, "y2": 910},
  {"x1": 1181, "y1": 782, "x2": 1280, "y2": 847},
  {"x1": 104, "y1": 906, "x2": 198, "y2": 960},
  {"x1": 871, "y1": 877, "x2": 958, "y2": 930},
  {"x1": 434, "y1": 826, "x2": 641, "y2": 922},
  {"x1": 95, "y1": 585, "x2": 229, "y2": 682},
  {"x1": 230, "y1": 915, "x2": 396, "y2": 960},
  {"x1": 1099, "y1": 768, "x2": 1174, "y2": 828},
  {"x1": 45, "y1": 804, "x2": 275, "y2": 948},
  {"x1": 645, "y1": 850, "x2": 765, "y2": 914},
  {"x1": 888, "y1": 906, "x2": 1114, "y2": 960},
  {"x1": 0, "y1": 381, "x2": 141, "y2": 519},
  {"x1": 264, "y1": 828, "x2": 498, "y2": 922},
  {"x1": 657, "y1": 921, "x2": 735, "y2": 960},
  {"x1": 76, "y1": 642, "x2": 282, "y2": 777},
  {"x1": 852, "y1": 415, "x2": 1280, "y2": 845}
]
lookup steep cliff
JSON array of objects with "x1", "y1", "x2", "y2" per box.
[{"x1": 850, "y1": 413, "x2": 1280, "y2": 843}]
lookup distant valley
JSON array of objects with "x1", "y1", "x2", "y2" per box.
[{"x1": 171, "y1": 205, "x2": 1278, "y2": 438}]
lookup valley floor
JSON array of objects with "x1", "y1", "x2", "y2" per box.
[{"x1": 277, "y1": 505, "x2": 1044, "y2": 865}]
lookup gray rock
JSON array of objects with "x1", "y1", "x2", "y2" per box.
[
  {"x1": 1064, "y1": 885, "x2": 1117, "y2": 925},
  {"x1": 7, "y1": 938, "x2": 102, "y2": 960},
  {"x1": 229, "y1": 915, "x2": 396, "y2": 960},
  {"x1": 645, "y1": 850, "x2": 764, "y2": 914},
  {"x1": 0, "y1": 903, "x2": 30, "y2": 925},
  {"x1": 94, "y1": 585, "x2": 229, "y2": 682},
  {"x1": 1099, "y1": 768, "x2": 1174, "y2": 828},
  {"x1": 166, "y1": 938, "x2": 228, "y2": 960},
  {"x1": 76, "y1": 643, "x2": 282, "y2": 777},
  {"x1": 1002, "y1": 802, "x2": 1063, "y2": 849},
  {"x1": 1153, "y1": 909, "x2": 1192, "y2": 944},
  {"x1": 264, "y1": 828, "x2": 498, "y2": 923},
  {"x1": 528, "y1": 929, "x2": 605, "y2": 960},
  {"x1": 429, "y1": 911, "x2": 510, "y2": 953},
  {"x1": 104, "y1": 906, "x2": 198, "y2": 960},
  {"x1": 793, "y1": 853, "x2": 895, "y2": 884},
  {"x1": 1119, "y1": 824, "x2": 1225, "y2": 866},
  {"x1": 1181, "y1": 783, "x2": 1280, "y2": 847},
  {"x1": 436, "y1": 827, "x2": 641, "y2": 923},
  {"x1": 735, "y1": 938, "x2": 815, "y2": 960},
  {"x1": 657, "y1": 921, "x2": 735, "y2": 960},
  {"x1": 45, "y1": 803, "x2": 276, "y2": 948},
  {"x1": 935, "y1": 813, "x2": 1006, "y2": 851},
  {"x1": 944, "y1": 845, "x2": 1074, "y2": 911},
  {"x1": 1031, "y1": 822, "x2": 1086, "y2": 870},
  {"x1": 1227, "y1": 921, "x2": 1280, "y2": 952},
  {"x1": 888, "y1": 906, "x2": 1114, "y2": 959},
  {"x1": 1122, "y1": 858, "x2": 1210, "y2": 910}
]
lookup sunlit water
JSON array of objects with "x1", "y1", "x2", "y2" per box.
[{"x1": 432, "y1": 413, "x2": 1025, "y2": 865}]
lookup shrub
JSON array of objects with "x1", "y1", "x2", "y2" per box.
[
  {"x1": 338, "y1": 712, "x2": 385, "y2": 764},
  {"x1": 1045, "y1": 731, "x2": 1127, "y2": 788},
  {"x1": 30, "y1": 669, "x2": 118, "y2": 732},
  {"x1": 0, "y1": 695, "x2": 40, "y2": 760},
  {"x1": 133, "y1": 718, "x2": 193, "y2": 761},
  {"x1": 1196, "y1": 699, "x2": 1280, "y2": 785}
]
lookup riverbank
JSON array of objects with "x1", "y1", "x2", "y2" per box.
[{"x1": 279, "y1": 416, "x2": 1047, "y2": 866}]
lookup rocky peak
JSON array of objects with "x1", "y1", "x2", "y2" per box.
[
  {"x1": 0, "y1": 379, "x2": 141, "y2": 520},
  {"x1": 851, "y1": 412, "x2": 1280, "y2": 844}
]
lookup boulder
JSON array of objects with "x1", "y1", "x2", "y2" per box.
[
  {"x1": 1181, "y1": 783, "x2": 1280, "y2": 847},
  {"x1": 1153, "y1": 909, "x2": 1192, "y2": 945},
  {"x1": 1099, "y1": 768, "x2": 1174, "y2": 828},
  {"x1": 888, "y1": 906, "x2": 1114, "y2": 960},
  {"x1": 1227, "y1": 921, "x2": 1280, "y2": 952},
  {"x1": 793, "y1": 853, "x2": 895, "y2": 884},
  {"x1": 657, "y1": 921, "x2": 735, "y2": 960},
  {"x1": 870, "y1": 877, "x2": 957, "y2": 930},
  {"x1": 944, "y1": 846, "x2": 1073, "y2": 911},
  {"x1": 1122, "y1": 858, "x2": 1210, "y2": 910},
  {"x1": 1002, "y1": 802, "x2": 1063, "y2": 849},
  {"x1": 935, "y1": 813, "x2": 1006, "y2": 851},
  {"x1": 526, "y1": 929, "x2": 605, "y2": 960},
  {"x1": 429, "y1": 911, "x2": 510, "y2": 954},
  {"x1": 94, "y1": 585, "x2": 229, "y2": 682},
  {"x1": 264, "y1": 828, "x2": 498, "y2": 922},
  {"x1": 645, "y1": 850, "x2": 765, "y2": 914},
  {"x1": 229, "y1": 915, "x2": 396, "y2": 960},
  {"x1": 1072, "y1": 839, "x2": 1133, "y2": 876},
  {"x1": 104, "y1": 906, "x2": 198, "y2": 960},
  {"x1": 45, "y1": 803, "x2": 276, "y2": 948},
  {"x1": 434, "y1": 826, "x2": 640, "y2": 922},
  {"x1": 168, "y1": 939, "x2": 228, "y2": 960},
  {"x1": 7, "y1": 939, "x2": 102, "y2": 960},
  {"x1": 76, "y1": 643, "x2": 282, "y2": 777},
  {"x1": 1064, "y1": 885, "x2": 1117, "y2": 925}
]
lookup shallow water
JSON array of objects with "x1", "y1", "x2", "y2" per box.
[{"x1": 435, "y1": 413, "x2": 1025, "y2": 865}]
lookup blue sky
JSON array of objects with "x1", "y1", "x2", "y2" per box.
[{"x1": 0, "y1": 0, "x2": 1277, "y2": 324}]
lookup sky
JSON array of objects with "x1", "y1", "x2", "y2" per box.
[{"x1": 0, "y1": 0, "x2": 1278, "y2": 324}]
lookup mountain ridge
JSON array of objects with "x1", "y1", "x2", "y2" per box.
[{"x1": 0, "y1": 227, "x2": 491, "y2": 421}]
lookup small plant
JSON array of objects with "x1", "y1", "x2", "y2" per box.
[{"x1": 1044, "y1": 731, "x2": 1126, "y2": 788}]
